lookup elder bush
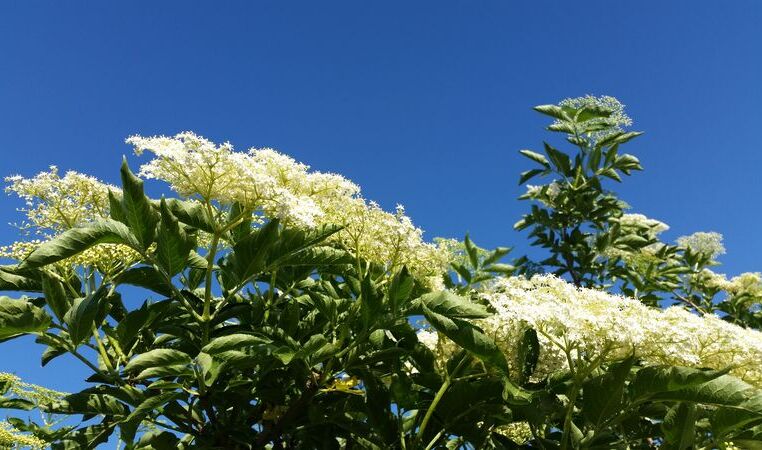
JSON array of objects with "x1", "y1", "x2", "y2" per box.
[{"x1": 0, "y1": 97, "x2": 760, "y2": 449}]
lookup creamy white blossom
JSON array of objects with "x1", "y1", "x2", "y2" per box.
[
  {"x1": 4, "y1": 166, "x2": 117, "y2": 234},
  {"x1": 617, "y1": 213, "x2": 669, "y2": 238},
  {"x1": 677, "y1": 231, "x2": 726, "y2": 259},
  {"x1": 557, "y1": 95, "x2": 632, "y2": 142},
  {"x1": 128, "y1": 132, "x2": 452, "y2": 282},
  {"x1": 0, "y1": 373, "x2": 63, "y2": 450},
  {"x1": 421, "y1": 275, "x2": 762, "y2": 387}
]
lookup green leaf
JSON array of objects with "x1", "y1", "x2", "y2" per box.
[
  {"x1": 0, "y1": 398, "x2": 35, "y2": 410},
  {"x1": 712, "y1": 393, "x2": 762, "y2": 437},
  {"x1": 483, "y1": 263, "x2": 515, "y2": 274},
  {"x1": 0, "y1": 296, "x2": 51, "y2": 340},
  {"x1": 20, "y1": 220, "x2": 140, "y2": 268},
  {"x1": 422, "y1": 304, "x2": 508, "y2": 374},
  {"x1": 575, "y1": 105, "x2": 613, "y2": 122},
  {"x1": 108, "y1": 189, "x2": 126, "y2": 223},
  {"x1": 544, "y1": 142, "x2": 572, "y2": 175},
  {"x1": 64, "y1": 289, "x2": 106, "y2": 346},
  {"x1": 162, "y1": 198, "x2": 217, "y2": 234},
  {"x1": 582, "y1": 357, "x2": 634, "y2": 427},
  {"x1": 45, "y1": 392, "x2": 130, "y2": 417},
  {"x1": 629, "y1": 366, "x2": 729, "y2": 403},
  {"x1": 52, "y1": 421, "x2": 116, "y2": 450},
  {"x1": 482, "y1": 247, "x2": 511, "y2": 267},
  {"x1": 516, "y1": 328, "x2": 540, "y2": 384},
  {"x1": 201, "y1": 333, "x2": 271, "y2": 355},
  {"x1": 533, "y1": 104, "x2": 569, "y2": 121},
  {"x1": 418, "y1": 290, "x2": 490, "y2": 319},
  {"x1": 275, "y1": 246, "x2": 352, "y2": 267},
  {"x1": 118, "y1": 158, "x2": 159, "y2": 248},
  {"x1": 464, "y1": 234, "x2": 479, "y2": 269},
  {"x1": 112, "y1": 267, "x2": 173, "y2": 297},
  {"x1": 518, "y1": 168, "x2": 544, "y2": 185},
  {"x1": 120, "y1": 392, "x2": 181, "y2": 443},
  {"x1": 388, "y1": 267, "x2": 415, "y2": 311},
  {"x1": 41, "y1": 275, "x2": 71, "y2": 320},
  {"x1": 360, "y1": 271, "x2": 382, "y2": 328},
  {"x1": 662, "y1": 402, "x2": 696, "y2": 449},
  {"x1": 0, "y1": 266, "x2": 42, "y2": 292},
  {"x1": 229, "y1": 219, "x2": 281, "y2": 282},
  {"x1": 155, "y1": 198, "x2": 195, "y2": 276},
  {"x1": 41, "y1": 344, "x2": 67, "y2": 367},
  {"x1": 124, "y1": 349, "x2": 192, "y2": 375},
  {"x1": 519, "y1": 149, "x2": 550, "y2": 167}
]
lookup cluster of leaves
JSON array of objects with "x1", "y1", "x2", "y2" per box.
[
  {"x1": 0, "y1": 161, "x2": 528, "y2": 449},
  {"x1": 508, "y1": 99, "x2": 762, "y2": 447},
  {"x1": 1, "y1": 98, "x2": 761, "y2": 449}
]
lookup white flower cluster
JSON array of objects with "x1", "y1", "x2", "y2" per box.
[
  {"x1": 0, "y1": 373, "x2": 63, "y2": 449},
  {"x1": 2, "y1": 168, "x2": 141, "y2": 271},
  {"x1": 677, "y1": 231, "x2": 726, "y2": 259},
  {"x1": 128, "y1": 132, "x2": 335, "y2": 229},
  {"x1": 421, "y1": 276, "x2": 762, "y2": 387},
  {"x1": 557, "y1": 95, "x2": 633, "y2": 141},
  {"x1": 524, "y1": 181, "x2": 561, "y2": 207},
  {"x1": 0, "y1": 239, "x2": 141, "y2": 274},
  {"x1": 0, "y1": 421, "x2": 47, "y2": 450},
  {"x1": 617, "y1": 213, "x2": 669, "y2": 237},
  {"x1": 4, "y1": 166, "x2": 117, "y2": 234},
  {"x1": 697, "y1": 269, "x2": 762, "y2": 307},
  {"x1": 128, "y1": 132, "x2": 451, "y2": 283},
  {"x1": 0, "y1": 372, "x2": 65, "y2": 405}
]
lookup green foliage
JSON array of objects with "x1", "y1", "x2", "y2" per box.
[{"x1": 1, "y1": 97, "x2": 761, "y2": 449}]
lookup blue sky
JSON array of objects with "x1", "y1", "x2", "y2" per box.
[{"x1": 1, "y1": 1, "x2": 761, "y2": 397}]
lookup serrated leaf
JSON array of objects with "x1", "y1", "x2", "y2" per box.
[
  {"x1": 161, "y1": 198, "x2": 216, "y2": 234},
  {"x1": 155, "y1": 198, "x2": 195, "y2": 277},
  {"x1": 533, "y1": 104, "x2": 569, "y2": 120},
  {"x1": 0, "y1": 398, "x2": 35, "y2": 410},
  {"x1": 0, "y1": 296, "x2": 51, "y2": 340},
  {"x1": 629, "y1": 366, "x2": 729, "y2": 403},
  {"x1": 118, "y1": 158, "x2": 159, "y2": 248},
  {"x1": 583, "y1": 357, "x2": 634, "y2": 427},
  {"x1": 519, "y1": 149, "x2": 550, "y2": 167},
  {"x1": 119, "y1": 392, "x2": 181, "y2": 443},
  {"x1": 124, "y1": 348, "x2": 192, "y2": 374},
  {"x1": 64, "y1": 289, "x2": 106, "y2": 346},
  {"x1": 0, "y1": 266, "x2": 43, "y2": 292},
  {"x1": 20, "y1": 220, "x2": 140, "y2": 268},
  {"x1": 42, "y1": 274, "x2": 71, "y2": 321},
  {"x1": 201, "y1": 333, "x2": 271, "y2": 355},
  {"x1": 418, "y1": 290, "x2": 490, "y2": 319},
  {"x1": 44, "y1": 392, "x2": 130, "y2": 417},
  {"x1": 516, "y1": 328, "x2": 539, "y2": 384},
  {"x1": 422, "y1": 304, "x2": 508, "y2": 374},
  {"x1": 662, "y1": 402, "x2": 696, "y2": 449},
  {"x1": 112, "y1": 266, "x2": 173, "y2": 297}
]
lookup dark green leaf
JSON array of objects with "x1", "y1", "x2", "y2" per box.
[
  {"x1": 418, "y1": 290, "x2": 490, "y2": 319},
  {"x1": 583, "y1": 357, "x2": 634, "y2": 427},
  {"x1": 516, "y1": 328, "x2": 540, "y2": 385},
  {"x1": 124, "y1": 348, "x2": 192, "y2": 374},
  {"x1": 64, "y1": 288, "x2": 107, "y2": 346},
  {"x1": 118, "y1": 158, "x2": 159, "y2": 248},
  {"x1": 422, "y1": 304, "x2": 508, "y2": 374},
  {"x1": 662, "y1": 402, "x2": 696, "y2": 449},
  {"x1": 20, "y1": 220, "x2": 140, "y2": 268},
  {"x1": 201, "y1": 333, "x2": 271, "y2": 355},
  {"x1": 0, "y1": 296, "x2": 51, "y2": 340},
  {"x1": 519, "y1": 149, "x2": 550, "y2": 167},
  {"x1": 155, "y1": 198, "x2": 195, "y2": 276}
]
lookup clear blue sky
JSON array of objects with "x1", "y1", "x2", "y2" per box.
[{"x1": 1, "y1": 1, "x2": 761, "y2": 398}]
